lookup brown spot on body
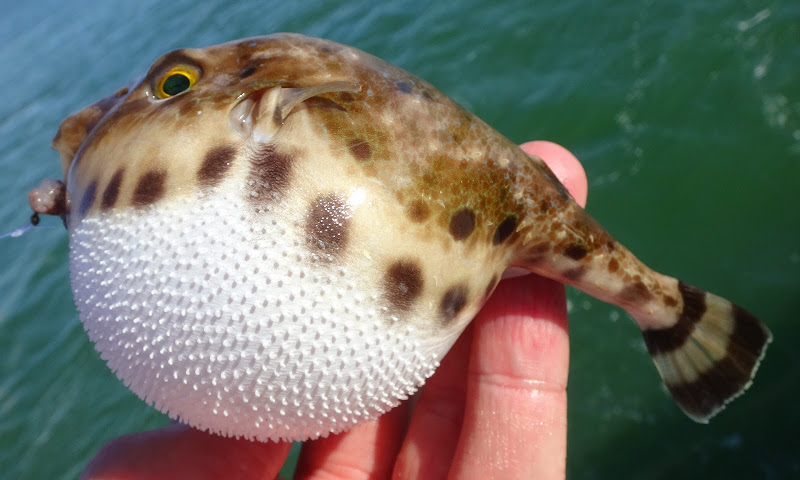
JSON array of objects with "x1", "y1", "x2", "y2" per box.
[
  {"x1": 564, "y1": 244, "x2": 588, "y2": 260},
  {"x1": 306, "y1": 194, "x2": 351, "y2": 255},
  {"x1": 347, "y1": 138, "x2": 371, "y2": 161},
  {"x1": 618, "y1": 281, "x2": 655, "y2": 305},
  {"x1": 440, "y1": 285, "x2": 468, "y2": 323},
  {"x1": 528, "y1": 243, "x2": 551, "y2": 255},
  {"x1": 663, "y1": 295, "x2": 678, "y2": 307},
  {"x1": 406, "y1": 200, "x2": 430, "y2": 223},
  {"x1": 384, "y1": 260, "x2": 424, "y2": 311},
  {"x1": 607, "y1": 258, "x2": 620, "y2": 273},
  {"x1": 642, "y1": 282, "x2": 706, "y2": 354},
  {"x1": 449, "y1": 208, "x2": 475, "y2": 241},
  {"x1": 198, "y1": 145, "x2": 236, "y2": 188},
  {"x1": 396, "y1": 81, "x2": 413, "y2": 93},
  {"x1": 248, "y1": 144, "x2": 293, "y2": 203},
  {"x1": 79, "y1": 181, "x2": 97, "y2": 216},
  {"x1": 520, "y1": 242, "x2": 552, "y2": 266},
  {"x1": 238, "y1": 63, "x2": 259, "y2": 78},
  {"x1": 101, "y1": 168, "x2": 124, "y2": 210},
  {"x1": 319, "y1": 44, "x2": 342, "y2": 55},
  {"x1": 132, "y1": 170, "x2": 166, "y2": 207},
  {"x1": 492, "y1": 215, "x2": 518, "y2": 245},
  {"x1": 563, "y1": 266, "x2": 587, "y2": 281}
]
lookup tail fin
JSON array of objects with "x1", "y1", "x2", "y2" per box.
[{"x1": 641, "y1": 282, "x2": 771, "y2": 422}]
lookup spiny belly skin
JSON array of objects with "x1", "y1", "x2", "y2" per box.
[{"x1": 69, "y1": 189, "x2": 452, "y2": 441}]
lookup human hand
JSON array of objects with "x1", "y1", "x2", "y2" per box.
[{"x1": 80, "y1": 141, "x2": 587, "y2": 480}]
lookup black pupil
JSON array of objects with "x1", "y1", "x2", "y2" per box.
[{"x1": 162, "y1": 73, "x2": 191, "y2": 96}]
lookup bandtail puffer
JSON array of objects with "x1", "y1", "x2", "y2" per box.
[{"x1": 28, "y1": 33, "x2": 771, "y2": 442}]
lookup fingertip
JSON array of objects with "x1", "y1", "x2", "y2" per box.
[{"x1": 520, "y1": 140, "x2": 588, "y2": 208}]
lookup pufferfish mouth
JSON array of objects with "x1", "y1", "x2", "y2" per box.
[{"x1": 228, "y1": 81, "x2": 361, "y2": 142}]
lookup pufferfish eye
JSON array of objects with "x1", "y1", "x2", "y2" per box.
[{"x1": 155, "y1": 66, "x2": 199, "y2": 99}]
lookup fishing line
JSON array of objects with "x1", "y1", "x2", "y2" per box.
[{"x1": 0, "y1": 213, "x2": 54, "y2": 239}]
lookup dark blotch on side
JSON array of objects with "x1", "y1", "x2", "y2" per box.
[
  {"x1": 384, "y1": 260, "x2": 424, "y2": 311},
  {"x1": 101, "y1": 168, "x2": 124, "y2": 210},
  {"x1": 347, "y1": 138, "x2": 372, "y2": 161},
  {"x1": 663, "y1": 295, "x2": 678, "y2": 307},
  {"x1": 319, "y1": 44, "x2": 342, "y2": 55},
  {"x1": 642, "y1": 281, "x2": 707, "y2": 355},
  {"x1": 618, "y1": 281, "x2": 654, "y2": 305},
  {"x1": 607, "y1": 258, "x2": 620, "y2": 273},
  {"x1": 440, "y1": 285, "x2": 468, "y2": 323},
  {"x1": 79, "y1": 181, "x2": 97, "y2": 216},
  {"x1": 239, "y1": 65, "x2": 258, "y2": 78},
  {"x1": 492, "y1": 215, "x2": 518, "y2": 245},
  {"x1": 396, "y1": 81, "x2": 413, "y2": 93},
  {"x1": 449, "y1": 208, "x2": 476, "y2": 241},
  {"x1": 248, "y1": 144, "x2": 293, "y2": 204},
  {"x1": 198, "y1": 145, "x2": 236, "y2": 188},
  {"x1": 563, "y1": 266, "x2": 587, "y2": 282},
  {"x1": 528, "y1": 243, "x2": 551, "y2": 255},
  {"x1": 306, "y1": 194, "x2": 351, "y2": 255},
  {"x1": 406, "y1": 200, "x2": 430, "y2": 223},
  {"x1": 132, "y1": 170, "x2": 167, "y2": 207},
  {"x1": 564, "y1": 244, "x2": 588, "y2": 260},
  {"x1": 520, "y1": 243, "x2": 552, "y2": 266}
]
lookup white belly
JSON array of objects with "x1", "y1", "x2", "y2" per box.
[{"x1": 68, "y1": 191, "x2": 447, "y2": 441}]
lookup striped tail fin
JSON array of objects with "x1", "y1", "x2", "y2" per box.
[{"x1": 641, "y1": 282, "x2": 772, "y2": 422}]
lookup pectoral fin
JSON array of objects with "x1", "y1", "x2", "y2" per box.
[
  {"x1": 276, "y1": 81, "x2": 361, "y2": 124},
  {"x1": 232, "y1": 81, "x2": 361, "y2": 142}
]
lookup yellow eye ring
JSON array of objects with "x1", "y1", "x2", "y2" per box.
[{"x1": 155, "y1": 66, "x2": 199, "y2": 99}]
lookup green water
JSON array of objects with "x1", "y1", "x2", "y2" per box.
[{"x1": 1, "y1": 0, "x2": 798, "y2": 478}]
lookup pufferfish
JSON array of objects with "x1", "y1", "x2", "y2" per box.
[{"x1": 28, "y1": 33, "x2": 771, "y2": 442}]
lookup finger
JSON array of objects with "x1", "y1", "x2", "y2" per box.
[
  {"x1": 294, "y1": 400, "x2": 410, "y2": 480},
  {"x1": 80, "y1": 423, "x2": 291, "y2": 480},
  {"x1": 447, "y1": 142, "x2": 585, "y2": 479},
  {"x1": 448, "y1": 274, "x2": 570, "y2": 480},
  {"x1": 391, "y1": 323, "x2": 474, "y2": 479}
]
